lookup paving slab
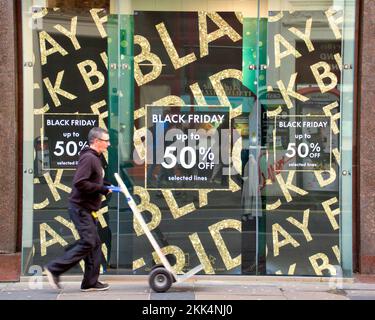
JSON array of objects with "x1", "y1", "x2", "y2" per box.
[
  {"x1": 148, "y1": 283, "x2": 195, "y2": 300},
  {"x1": 195, "y1": 294, "x2": 287, "y2": 300},
  {"x1": 150, "y1": 292, "x2": 195, "y2": 300},
  {"x1": 57, "y1": 292, "x2": 150, "y2": 300},
  {"x1": 164, "y1": 283, "x2": 195, "y2": 291},
  {"x1": 0, "y1": 289, "x2": 59, "y2": 300},
  {"x1": 279, "y1": 286, "x2": 341, "y2": 293},
  {"x1": 55, "y1": 283, "x2": 150, "y2": 300},
  {"x1": 278, "y1": 282, "x2": 332, "y2": 289},
  {"x1": 194, "y1": 280, "x2": 277, "y2": 287},
  {"x1": 0, "y1": 283, "x2": 10, "y2": 291},
  {"x1": 346, "y1": 290, "x2": 375, "y2": 300},
  {"x1": 1, "y1": 282, "x2": 30, "y2": 289},
  {"x1": 347, "y1": 296, "x2": 375, "y2": 300},
  {"x1": 58, "y1": 282, "x2": 150, "y2": 294},
  {"x1": 282, "y1": 291, "x2": 349, "y2": 300},
  {"x1": 343, "y1": 283, "x2": 375, "y2": 290},
  {"x1": 3, "y1": 276, "x2": 375, "y2": 300},
  {"x1": 194, "y1": 284, "x2": 283, "y2": 296}
]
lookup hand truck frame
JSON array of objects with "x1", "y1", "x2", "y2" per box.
[{"x1": 114, "y1": 173, "x2": 203, "y2": 292}]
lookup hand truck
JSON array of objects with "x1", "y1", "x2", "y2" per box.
[{"x1": 114, "y1": 173, "x2": 203, "y2": 293}]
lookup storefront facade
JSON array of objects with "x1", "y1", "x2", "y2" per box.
[{"x1": 3, "y1": 0, "x2": 375, "y2": 280}]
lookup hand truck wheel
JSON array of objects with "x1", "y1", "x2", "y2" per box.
[{"x1": 148, "y1": 267, "x2": 173, "y2": 293}]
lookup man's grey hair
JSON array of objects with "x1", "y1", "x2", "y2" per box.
[{"x1": 88, "y1": 127, "x2": 109, "y2": 145}]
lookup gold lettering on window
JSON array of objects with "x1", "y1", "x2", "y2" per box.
[
  {"x1": 311, "y1": 62, "x2": 338, "y2": 93},
  {"x1": 334, "y1": 53, "x2": 342, "y2": 71},
  {"x1": 91, "y1": 100, "x2": 108, "y2": 130},
  {"x1": 208, "y1": 219, "x2": 241, "y2": 270},
  {"x1": 43, "y1": 170, "x2": 71, "y2": 202},
  {"x1": 332, "y1": 245, "x2": 340, "y2": 263},
  {"x1": 325, "y1": 8, "x2": 343, "y2": 40},
  {"x1": 269, "y1": 12, "x2": 284, "y2": 23},
  {"x1": 90, "y1": 9, "x2": 108, "y2": 38},
  {"x1": 274, "y1": 34, "x2": 301, "y2": 68},
  {"x1": 33, "y1": 178, "x2": 49, "y2": 209},
  {"x1": 133, "y1": 126, "x2": 146, "y2": 163},
  {"x1": 95, "y1": 206, "x2": 109, "y2": 228},
  {"x1": 275, "y1": 171, "x2": 308, "y2": 203},
  {"x1": 232, "y1": 136, "x2": 242, "y2": 176},
  {"x1": 277, "y1": 73, "x2": 309, "y2": 109},
  {"x1": 229, "y1": 178, "x2": 241, "y2": 192},
  {"x1": 266, "y1": 199, "x2": 282, "y2": 211},
  {"x1": 235, "y1": 12, "x2": 243, "y2": 24},
  {"x1": 101, "y1": 243, "x2": 108, "y2": 265},
  {"x1": 43, "y1": 71, "x2": 77, "y2": 107},
  {"x1": 267, "y1": 105, "x2": 283, "y2": 117},
  {"x1": 54, "y1": 216, "x2": 79, "y2": 240},
  {"x1": 272, "y1": 223, "x2": 300, "y2": 257},
  {"x1": 199, "y1": 12, "x2": 241, "y2": 58},
  {"x1": 322, "y1": 197, "x2": 340, "y2": 230},
  {"x1": 32, "y1": 8, "x2": 48, "y2": 19},
  {"x1": 288, "y1": 18, "x2": 314, "y2": 52},
  {"x1": 133, "y1": 186, "x2": 161, "y2": 236},
  {"x1": 153, "y1": 95, "x2": 185, "y2": 107},
  {"x1": 209, "y1": 69, "x2": 242, "y2": 107},
  {"x1": 314, "y1": 168, "x2": 336, "y2": 187},
  {"x1": 40, "y1": 223, "x2": 68, "y2": 256},
  {"x1": 34, "y1": 103, "x2": 50, "y2": 115},
  {"x1": 33, "y1": 83, "x2": 50, "y2": 115},
  {"x1": 152, "y1": 245, "x2": 185, "y2": 274},
  {"x1": 189, "y1": 233, "x2": 215, "y2": 274},
  {"x1": 100, "y1": 52, "x2": 108, "y2": 70},
  {"x1": 230, "y1": 106, "x2": 242, "y2": 120},
  {"x1": 78, "y1": 60, "x2": 105, "y2": 92},
  {"x1": 54, "y1": 16, "x2": 81, "y2": 50},
  {"x1": 198, "y1": 189, "x2": 212, "y2": 208},
  {"x1": 309, "y1": 252, "x2": 337, "y2": 276},
  {"x1": 39, "y1": 31, "x2": 68, "y2": 66},
  {"x1": 190, "y1": 82, "x2": 208, "y2": 106},
  {"x1": 286, "y1": 209, "x2": 312, "y2": 242},
  {"x1": 134, "y1": 107, "x2": 146, "y2": 120},
  {"x1": 134, "y1": 35, "x2": 163, "y2": 86},
  {"x1": 133, "y1": 258, "x2": 146, "y2": 270},
  {"x1": 156, "y1": 22, "x2": 197, "y2": 70},
  {"x1": 161, "y1": 190, "x2": 196, "y2": 219},
  {"x1": 323, "y1": 101, "x2": 340, "y2": 135},
  {"x1": 333, "y1": 148, "x2": 340, "y2": 165}
]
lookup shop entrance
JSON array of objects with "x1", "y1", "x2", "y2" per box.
[{"x1": 21, "y1": 0, "x2": 355, "y2": 277}]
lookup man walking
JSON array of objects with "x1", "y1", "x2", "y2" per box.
[{"x1": 45, "y1": 127, "x2": 111, "y2": 292}]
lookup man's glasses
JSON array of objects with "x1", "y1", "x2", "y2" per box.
[{"x1": 98, "y1": 137, "x2": 110, "y2": 142}]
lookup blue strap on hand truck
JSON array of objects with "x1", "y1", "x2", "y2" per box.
[{"x1": 105, "y1": 185, "x2": 122, "y2": 193}]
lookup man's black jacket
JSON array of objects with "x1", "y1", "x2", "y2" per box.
[{"x1": 69, "y1": 147, "x2": 109, "y2": 211}]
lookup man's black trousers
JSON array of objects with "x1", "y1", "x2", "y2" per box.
[{"x1": 46, "y1": 205, "x2": 102, "y2": 288}]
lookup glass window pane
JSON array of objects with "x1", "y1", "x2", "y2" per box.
[{"x1": 21, "y1": 0, "x2": 355, "y2": 277}]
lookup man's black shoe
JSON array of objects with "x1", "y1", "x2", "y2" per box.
[
  {"x1": 44, "y1": 267, "x2": 61, "y2": 290},
  {"x1": 81, "y1": 282, "x2": 110, "y2": 292}
]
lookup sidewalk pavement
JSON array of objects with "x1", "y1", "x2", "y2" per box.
[{"x1": 1, "y1": 274, "x2": 375, "y2": 300}]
